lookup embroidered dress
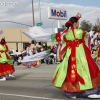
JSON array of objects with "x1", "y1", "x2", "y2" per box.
[
  {"x1": 0, "y1": 44, "x2": 15, "y2": 76},
  {"x1": 21, "y1": 46, "x2": 36, "y2": 67},
  {"x1": 21, "y1": 50, "x2": 51, "y2": 67},
  {"x1": 20, "y1": 14, "x2": 100, "y2": 97},
  {"x1": 96, "y1": 40, "x2": 100, "y2": 61},
  {"x1": 52, "y1": 29, "x2": 100, "y2": 97}
]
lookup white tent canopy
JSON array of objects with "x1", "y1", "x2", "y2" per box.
[{"x1": 23, "y1": 26, "x2": 52, "y2": 42}]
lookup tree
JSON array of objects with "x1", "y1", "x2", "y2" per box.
[
  {"x1": 62, "y1": 25, "x2": 66, "y2": 30},
  {"x1": 92, "y1": 18, "x2": 100, "y2": 32},
  {"x1": 79, "y1": 20, "x2": 93, "y2": 32},
  {"x1": 96, "y1": 18, "x2": 100, "y2": 26}
]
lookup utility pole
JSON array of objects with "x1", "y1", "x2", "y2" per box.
[
  {"x1": 38, "y1": 0, "x2": 41, "y2": 23},
  {"x1": 52, "y1": 20, "x2": 56, "y2": 33},
  {"x1": 32, "y1": 0, "x2": 35, "y2": 26}
]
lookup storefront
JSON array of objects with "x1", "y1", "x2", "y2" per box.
[{"x1": 0, "y1": 27, "x2": 54, "y2": 52}]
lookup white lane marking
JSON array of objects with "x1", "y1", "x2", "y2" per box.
[{"x1": 0, "y1": 93, "x2": 64, "y2": 100}]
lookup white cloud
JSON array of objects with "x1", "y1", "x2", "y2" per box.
[{"x1": 0, "y1": 1, "x2": 100, "y2": 33}]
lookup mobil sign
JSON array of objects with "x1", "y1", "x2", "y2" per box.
[{"x1": 48, "y1": 7, "x2": 67, "y2": 20}]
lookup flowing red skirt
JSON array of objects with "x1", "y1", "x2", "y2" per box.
[
  {"x1": 52, "y1": 45, "x2": 100, "y2": 92},
  {"x1": 0, "y1": 63, "x2": 15, "y2": 76}
]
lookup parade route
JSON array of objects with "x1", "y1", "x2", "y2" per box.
[
  {"x1": 0, "y1": 92, "x2": 64, "y2": 100},
  {"x1": 0, "y1": 64, "x2": 99, "y2": 100},
  {"x1": 0, "y1": 64, "x2": 68, "y2": 100}
]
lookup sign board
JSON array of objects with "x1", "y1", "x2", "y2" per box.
[
  {"x1": 36, "y1": 22, "x2": 43, "y2": 26},
  {"x1": 48, "y1": 7, "x2": 67, "y2": 20}
]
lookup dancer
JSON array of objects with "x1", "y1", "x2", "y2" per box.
[
  {"x1": 21, "y1": 49, "x2": 51, "y2": 67},
  {"x1": 96, "y1": 38, "x2": 100, "y2": 61},
  {"x1": 21, "y1": 43, "x2": 35, "y2": 68},
  {"x1": 22, "y1": 14, "x2": 100, "y2": 98},
  {"x1": 93, "y1": 28, "x2": 100, "y2": 61},
  {"x1": 26, "y1": 43, "x2": 33, "y2": 56},
  {"x1": 0, "y1": 37, "x2": 15, "y2": 81},
  {"x1": 91, "y1": 44, "x2": 97, "y2": 62},
  {"x1": 52, "y1": 13, "x2": 100, "y2": 98},
  {"x1": 21, "y1": 43, "x2": 43, "y2": 68}
]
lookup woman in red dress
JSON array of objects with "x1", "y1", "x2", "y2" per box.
[
  {"x1": 0, "y1": 37, "x2": 15, "y2": 81},
  {"x1": 52, "y1": 13, "x2": 100, "y2": 98}
]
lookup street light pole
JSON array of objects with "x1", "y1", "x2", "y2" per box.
[
  {"x1": 38, "y1": 0, "x2": 41, "y2": 23},
  {"x1": 51, "y1": 20, "x2": 56, "y2": 47},
  {"x1": 32, "y1": 0, "x2": 35, "y2": 26},
  {"x1": 52, "y1": 20, "x2": 56, "y2": 33}
]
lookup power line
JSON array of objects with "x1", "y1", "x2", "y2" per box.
[{"x1": 0, "y1": 21, "x2": 32, "y2": 27}]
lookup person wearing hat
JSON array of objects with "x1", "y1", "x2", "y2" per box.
[
  {"x1": 52, "y1": 13, "x2": 100, "y2": 98},
  {"x1": 0, "y1": 37, "x2": 15, "y2": 81}
]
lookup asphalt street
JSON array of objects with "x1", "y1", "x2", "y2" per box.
[{"x1": 0, "y1": 64, "x2": 99, "y2": 100}]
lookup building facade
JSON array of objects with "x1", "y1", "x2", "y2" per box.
[{"x1": 0, "y1": 27, "x2": 55, "y2": 52}]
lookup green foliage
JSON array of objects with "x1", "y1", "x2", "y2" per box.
[
  {"x1": 79, "y1": 20, "x2": 93, "y2": 32},
  {"x1": 62, "y1": 25, "x2": 66, "y2": 30},
  {"x1": 96, "y1": 18, "x2": 100, "y2": 26}
]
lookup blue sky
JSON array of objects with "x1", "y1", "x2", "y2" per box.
[
  {"x1": 0, "y1": 0, "x2": 100, "y2": 31},
  {"x1": 47, "y1": 0, "x2": 100, "y2": 7}
]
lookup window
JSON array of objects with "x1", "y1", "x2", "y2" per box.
[{"x1": 23, "y1": 42, "x2": 29, "y2": 50}]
